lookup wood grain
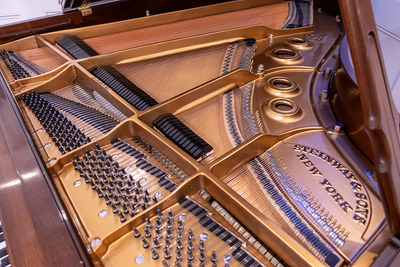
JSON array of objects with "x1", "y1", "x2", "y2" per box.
[
  {"x1": 84, "y1": 3, "x2": 288, "y2": 54},
  {"x1": 0, "y1": 79, "x2": 89, "y2": 266}
]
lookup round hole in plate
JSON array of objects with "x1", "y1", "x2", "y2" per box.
[
  {"x1": 155, "y1": 192, "x2": 163, "y2": 199},
  {"x1": 139, "y1": 178, "x2": 147, "y2": 186},
  {"x1": 266, "y1": 99, "x2": 301, "y2": 121},
  {"x1": 271, "y1": 48, "x2": 300, "y2": 60},
  {"x1": 98, "y1": 210, "x2": 108, "y2": 218},
  {"x1": 44, "y1": 142, "x2": 52, "y2": 147},
  {"x1": 275, "y1": 102, "x2": 294, "y2": 112},
  {"x1": 135, "y1": 254, "x2": 145, "y2": 264},
  {"x1": 73, "y1": 180, "x2": 82, "y2": 187},
  {"x1": 91, "y1": 238, "x2": 101, "y2": 247},
  {"x1": 272, "y1": 79, "x2": 292, "y2": 89},
  {"x1": 274, "y1": 48, "x2": 296, "y2": 57},
  {"x1": 112, "y1": 154, "x2": 118, "y2": 160},
  {"x1": 288, "y1": 37, "x2": 308, "y2": 45},
  {"x1": 266, "y1": 77, "x2": 299, "y2": 96},
  {"x1": 179, "y1": 213, "x2": 187, "y2": 221}
]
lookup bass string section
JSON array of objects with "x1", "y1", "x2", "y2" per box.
[{"x1": 222, "y1": 150, "x2": 345, "y2": 266}]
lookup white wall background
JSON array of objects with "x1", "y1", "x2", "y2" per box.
[
  {"x1": 0, "y1": 0, "x2": 62, "y2": 26},
  {"x1": 371, "y1": 0, "x2": 400, "y2": 112}
]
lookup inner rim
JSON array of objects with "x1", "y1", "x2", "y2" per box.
[
  {"x1": 272, "y1": 79, "x2": 292, "y2": 89},
  {"x1": 272, "y1": 48, "x2": 299, "y2": 59},
  {"x1": 275, "y1": 101, "x2": 294, "y2": 112},
  {"x1": 288, "y1": 37, "x2": 308, "y2": 45}
]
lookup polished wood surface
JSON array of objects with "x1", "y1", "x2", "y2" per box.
[
  {"x1": 339, "y1": 0, "x2": 400, "y2": 237},
  {"x1": 0, "y1": 0, "x2": 235, "y2": 45},
  {"x1": 0, "y1": 78, "x2": 90, "y2": 266},
  {"x1": 84, "y1": 3, "x2": 288, "y2": 54}
]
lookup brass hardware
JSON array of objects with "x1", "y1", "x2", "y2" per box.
[{"x1": 78, "y1": 0, "x2": 92, "y2": 16}]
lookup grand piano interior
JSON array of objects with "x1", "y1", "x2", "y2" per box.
[{"x1": 0, "y1": 0, "x2": 399, "y2": 266}]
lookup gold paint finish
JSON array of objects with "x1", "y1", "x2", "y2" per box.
[
  {"x1": 264, "y1": 98, "x2": 303, "y2": 122},
  {"x1": 0, "y1": 1, "x2": 391, "y2": 267}
]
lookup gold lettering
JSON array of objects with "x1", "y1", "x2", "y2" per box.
[
  {"x1": 351, "y1": 182, "x2": 362, "y2": 192},
  {"x1": 355, "y1": 193, "x2": 367, "y2": 200},
  {"x1": 297, "y1": 154, "x2": 308, "y2": 161},
  {"x1": 355, "y1": 208, "x2": 368, "y2": 217},
  {"x1": 320, "y1": 179, "x2": 332, "y2": 187},
  {"x1": 294, "y1": 144, "x2": 303, "y2": 151},
  {"x1": 331, "y1": 193, "x2": 344, "y2": 203},
  {"x1": 310, "y1": 167, "x2": 323, "y2": 176},
  {"x1": 346, "y1": 173, "x2": 359, "y2": 182},
  {"x1": 353, "y1": 214, "x2": 367, "y2": 225},
  {"x1": 303, "y1": 160, "x2": 313, "y2": 168},
  {"x1": 309, "y1": 149, "x2": 320, "y2": 156},
  {"x1": 326, "y1": 187, "x2": 336, "y2": 194},
  {"x1": 321, "y1": 154, "x2": 335, "y2": 164},
  {"x1": 339, "y1": 201, "x2": 353, "y2": 213},
  {"x1": 356, "y1": 200, "x2": 368, "y2": 208}
]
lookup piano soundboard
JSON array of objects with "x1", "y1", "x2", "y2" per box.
[{"x1": 0, "y1": 1, "x2": 388, "y2": 267}]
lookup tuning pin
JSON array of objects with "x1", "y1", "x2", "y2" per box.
[
  {"x1": 157, "y1": 209, "x2": 164, "y2": 220},
  {"x1": 121, "y1": 203, "x2": 129, "y2": 214},
  {"x1": 188, "y1": 239, "x2": 194, "y2": 250},
  {"x1": 200, "y1": 250, "x2": 206, "y2": 262},
  {"x1": 166, "y1": 226, "x2": 173, "y2": 239},
  {"x1": 155, "y1": 227, "x2": 163, "y2": 239},
  {"x1": 144, "y1": 227, "x2": 151, "y2": 238},
  {"x1": 212, "y1": 251, "x2": 218, "y2": 263},
  {"x1": 129, "y1": 204, "x2": 138, "y2": 217},
  {"x1": 176, "y1": 238, "x2": 183, "y2": 250},
  {"x1": 146, "y1": 218, "x2": 153, "y2": 229},
  {"x1": 168, "y1": 209, "x2": 174, "y2": 220},
  {"x1": 153, "y1": 238, "x2": 161, "y2": 249},
  {"x1": 162, "y1": 260, "x2": 169, "y2": 267},
  {"x1": 153, "y1": 196, "x2": 158, "y2": 204},
  {"x1": 175, "y1": 261, "x2": 182, "y2": 267},
  {"x1": 141, "y1": 237, "x2": 150, "y2": 248},
  {"x1": 177, "y1": 219, "x2": 184, "y2": 230},
  {"x1": 156, "y1": 218, "x2": 163, "y2": 228},
  {"x1": 95, "y1": 187, "x2": 103, "y2": 198},
  {"x1": 141, "y1": 203, "x2": 146, "y2": 211},
  {"x1": 151, "y1": 248, "x2": 159, "y2": 260},
  {"x1": 177, "y1": 229, "x2": 183, "y2": 239},
  {"x1": 132, "y1": 227, "x2": 141, "y2": 238},
  {"x1": 118, "y1": 211, "x2": 126, "y2": 223},
  {"x1": 199, "y1": 240, "x2": 205, "y2": 251},
  {"x1": 187, "y1": 250, "x2": 194, "y2": 261},
  {"x1": 144, "y1": 188, "x2": 150, "y2": 196},
  {"x1": 166, "y1": 218, "x2": 173, "y2": 228},
  {"x1": 163, "y1": 248, "x2": 171, "y2": 259},
  {"x1": 188, "y1": 229, "x2": 195, "y2": 240},
  {"x1": 165, "y1": 238, "x2": 172, "y2": 249},
  {"x1": 176, "y1": 249, "x2": 183, "y2": 261},
  {"x1": 104, "y1": 194, "x2": 111, "y2": 205},
  {"x1": 110, "y1": 202, "x2": 118, "y2": 214}
]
